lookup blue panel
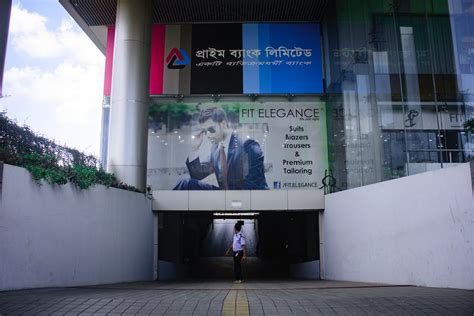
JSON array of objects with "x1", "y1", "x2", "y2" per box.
[
  {"x1": 242, "y1": 24, "x2": 260, "y2": 93},
  {"x1": 242, "y1": 24, "x2": 323, "y2": 94},
  {"x1": 257, "y1": 24, "x2": 272, "y2": 94}
]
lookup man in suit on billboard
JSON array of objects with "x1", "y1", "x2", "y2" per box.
[{"x1": 173, "y1": 107, "x2": 268, "y2": 190}]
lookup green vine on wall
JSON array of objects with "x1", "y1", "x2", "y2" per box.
[
  {"x1": 0, "y1": 112, "x2": 141, "y2": 192},
  {"x1": 464, "y1": 118, "x2": 474, "y2": 134}
]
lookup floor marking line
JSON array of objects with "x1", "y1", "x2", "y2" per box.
[{"x1": 221, "y1": 284, "x2": 249, "y2": 316}]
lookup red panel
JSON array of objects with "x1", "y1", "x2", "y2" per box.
[
  {"x1": 103, "y1": 26, "x2": 115, "y2": 97},
  {"x1": 103, "y1": 24, "x2": 166, "y2": 96},
  {"x1": 149, "y1": 24, "x2": 166, "y2": 95}
]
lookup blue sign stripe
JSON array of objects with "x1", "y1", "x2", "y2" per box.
[
  {"x1": 242, "y1": 24, "x2": 323, "y2": 94},
  {"x1": 242, "y1": 24, "x2": 260, "y2": 93},
  {"x1": 258, "y1": 24, "x2": 272, "y2": 94}
]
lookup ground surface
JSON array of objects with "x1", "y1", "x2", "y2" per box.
[{"x1": 0, "y1": 280, "x2": 473, "y2": 315}]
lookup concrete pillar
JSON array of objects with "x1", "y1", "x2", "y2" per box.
[
  {"x1": 0, "y1": 0, "x2": 12, "y2": 98},
  {"x1": 107, "y1": 0, "x2": 153, "y2": 191}
]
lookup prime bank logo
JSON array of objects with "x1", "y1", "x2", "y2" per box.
[{"x1": 166, "y1": 48, "x2": 190, "y2": 69}]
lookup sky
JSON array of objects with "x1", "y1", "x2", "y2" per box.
[{"x1": 0, "y1": 0, "x2": 105, "y2": 156}]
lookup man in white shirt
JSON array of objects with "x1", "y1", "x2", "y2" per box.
[{"x1": 225, "y1": 222, "x2": 247, "y2": 282}]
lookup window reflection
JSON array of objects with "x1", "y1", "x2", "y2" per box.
[{"x1": 325, "y1": 0, "x2": 474, "y2": 190}]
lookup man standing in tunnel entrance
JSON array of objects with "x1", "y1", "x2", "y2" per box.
[{"x1": 226, "y1": 222, "x2": 247, "y2": 282}]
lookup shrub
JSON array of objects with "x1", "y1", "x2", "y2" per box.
[
  {"x1": 0, "y1": 112, "x2": 141, "y2": 192},
  {"x1": 464, "y1": 118, "x2": 474, "y2": 133}
]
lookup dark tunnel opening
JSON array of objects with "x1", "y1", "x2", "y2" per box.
[{"x1": 157, "y1": 211, "x2": 320, "y2": 280}]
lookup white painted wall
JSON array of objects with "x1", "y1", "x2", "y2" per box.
[
  {"x1": 323, "y1": 163, "x2": 474, "y2": 289},
  {"x1": 0, "y1": 164, "x2": 154, "y2": 291}
]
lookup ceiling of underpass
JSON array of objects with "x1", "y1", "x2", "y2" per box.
[
  {"x1": 60, "y1": 0, "x2": 329, "y2": 54},
  {"x1": 66, "y1": 0, "x2": 329, "y2": 25}
]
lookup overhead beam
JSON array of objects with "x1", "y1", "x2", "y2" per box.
[
  {"x1": 63, "y1": 0, "x2": 328, "y2": 26},
  {"x1": 59, "y1": 0, "x2": 107, "y2": 54}
]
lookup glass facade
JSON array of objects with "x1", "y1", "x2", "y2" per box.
[
  {"x1": 324, "y1": 0, "x2": 474, "y2": 190},
  {"x1": 99, "y1": 0, "x2": 474, "y2": 193}
]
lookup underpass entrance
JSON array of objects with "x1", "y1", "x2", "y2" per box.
[{"x1": 157, "y1": 211, "x2": 321, "y2": 280}]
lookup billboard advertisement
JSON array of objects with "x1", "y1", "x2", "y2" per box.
[
  {"x1": 104, "y1": 24, "x2": 323, "y2": 96},
  {"x1": 147, "y1": 101, "x2": 328, "y2": 191}
]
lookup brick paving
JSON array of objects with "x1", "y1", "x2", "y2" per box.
[{"x1": 0, "y1": 280, "x2": 473, "y2": 315}]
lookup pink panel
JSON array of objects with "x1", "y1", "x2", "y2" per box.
[
  {"x1": 149, "y1": 24, "x2": 166, "y2": 95},
  {"x1": 103, "y1": 24, "x2": 165, "y2": 96},
  {"x1": 103, "y1": 26, "x2": 115, "y2": 96}
]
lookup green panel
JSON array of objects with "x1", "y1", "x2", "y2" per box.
[
  {"x1": 409, "y1": 0, "x2": 426, "y2": 14},
  {"x1": 414, "y1": 0, "x2": 449, "y2": 15},
  {"x1": 348, "y1": 0, "x2": 367, "y2": 22},
  {"x1": 336, "y1": 0, "x2": 353, "y2": 20},
  {"x1": 432, "y1": 0, "x2": 449, "y2": 14}
]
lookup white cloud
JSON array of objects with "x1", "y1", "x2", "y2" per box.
[
  {"x1": 1, "y1": 3, "x2": 105, "y2": 156},
  {"x1": 9, "y1": 4, "x2": 62, "y2": 59},
  {"x1": 9, "y1": 3, "x2": 102, "y2": 65}
]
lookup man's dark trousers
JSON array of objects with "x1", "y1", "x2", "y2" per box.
[{"x1": 233, "y1": 251, "x2": 243, "y2": 281}]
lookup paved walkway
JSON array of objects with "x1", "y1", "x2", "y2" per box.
[{"x1": 0, "y1": 280, "x2": 473, "y2": 315}]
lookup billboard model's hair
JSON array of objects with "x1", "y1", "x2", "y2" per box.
[{"x1": 198, "y1": 107, "x2": 227, "y2": 124}]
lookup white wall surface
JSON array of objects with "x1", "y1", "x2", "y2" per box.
[
  {"x1": 152, "y1": 189, "x2": 325, "y2": 211},
  {"x1": 0, "y1": 164, "x2": 154, "y2": 291},
  {"x1": 323, "y1": 163, "x2": 474, "y2": 289}
]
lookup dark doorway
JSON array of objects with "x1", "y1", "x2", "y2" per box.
[{"x1": 157, "y1": 211, "x2": 320, "y2": 280}]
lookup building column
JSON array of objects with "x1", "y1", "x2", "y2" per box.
[
  {"x1": 107, "y1": 0, "x2": 153, "y2": 191},
  {"x1": 0, "y1": 0, "x2": 12, "y2": 98}
]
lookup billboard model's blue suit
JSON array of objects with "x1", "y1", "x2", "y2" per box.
[{"x1": 173, "y1": 133, "x2": 268, "y2": 190}]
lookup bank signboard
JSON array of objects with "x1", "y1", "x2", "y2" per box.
[
  {"x1": 147, "y1": 101, "x2": 328, "y2": 191},
  {"x1": 104, "y1": 24, "x2": 323, "y2": 96},
  {"x1": 190, "y1": 24, "x2": 323, "y2": 94}
]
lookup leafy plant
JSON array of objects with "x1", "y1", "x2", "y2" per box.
[
  {"x1": 70, "y1": 165, "x2": 97, "y2": 189},
  {"x1": 220, "y1": 103, "x2": 242, "y2": 124},
  {"x1": 0, "y1": 111, "x2": 141, "y2": 192},
  {"x1": 464, "y1": 118, "x2": 474, "y2": 133},
  {"x1": 149, "y1": 103, "x2": 197, "y2": 131}
]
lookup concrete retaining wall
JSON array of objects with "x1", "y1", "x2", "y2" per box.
[
  {"x1": 0, "y1": 164, "x2": 154, "y2": 291},
  {"x1": 323, "y1": 163, "x2": 474, "y2": 289}
]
